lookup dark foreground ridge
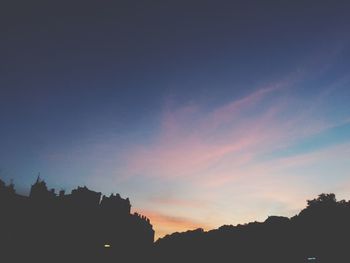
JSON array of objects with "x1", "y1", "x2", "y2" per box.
[{"x1": 1, "y1": 178, "x2": 350, "y2": 263}]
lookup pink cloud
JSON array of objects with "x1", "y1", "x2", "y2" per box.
[
  {"x1": 123, "y1": 75, "x2": 350, "y2": 183},
  {"x1": 123, "y1": 85, "x2": 287, "y2": 178}
]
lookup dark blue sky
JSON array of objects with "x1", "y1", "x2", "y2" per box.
[{"x1": 1, "y1": 1, "x2": 350, "y2": 237}]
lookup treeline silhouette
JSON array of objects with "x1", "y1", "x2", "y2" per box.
[
  {"x1": 1, "y1": 178, "x2": 350, "y2": 263},
  {"x1": 155, "y1": 193, "x2": 350, "y2": 263}
]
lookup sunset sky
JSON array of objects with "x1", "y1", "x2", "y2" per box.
[{"x1": 1, "y1": 1, "x2": 350, "y2": 239}]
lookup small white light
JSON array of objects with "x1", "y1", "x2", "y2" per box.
[
  {"x1": 104, "y1": 244, "x2": 111, "y2": 248},
  {"x1": 307, "y1": 257, "x2": 316, "y2": 261}
]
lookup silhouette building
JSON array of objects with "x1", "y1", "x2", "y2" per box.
[
  {"x1": 0, "y1": 177, "x2": 154, "y2": 263},
  {"x1": 29, "y1": 176, "x2": 56, "y2": 200}
]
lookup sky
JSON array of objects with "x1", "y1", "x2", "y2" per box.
[{"x1": 1, "y1": 0, "x2": 350, "y2": 239}]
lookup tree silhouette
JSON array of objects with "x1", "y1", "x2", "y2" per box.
[{"x1": 307, "y1": 193, "x2": 337, "y2": 208}]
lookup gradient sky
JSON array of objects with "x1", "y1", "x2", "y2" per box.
[{"x1": 1, "y1": 1, "x2": 350, "y2": 239}]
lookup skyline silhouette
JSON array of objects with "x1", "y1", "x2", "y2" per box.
[
  {"x1": 2, "y1": 173, "x2": 350, "y2": 241},
  {"x1": 1, "y1": 177, "x2": 350, "y2": 262}
]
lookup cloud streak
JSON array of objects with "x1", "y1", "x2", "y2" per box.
[{"x1": 124, "y1": 75, "x2": 349, "y2": 181}]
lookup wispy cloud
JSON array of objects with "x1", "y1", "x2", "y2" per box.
[
  {"x1": 124, "y1": 85, "x2": 283, "y2": 178},
  {"x1": 123, "y1": 75, "x2": 349, "y2": 181}
]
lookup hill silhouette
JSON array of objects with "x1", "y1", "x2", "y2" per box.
[{"x1": 1, "y1": 178, "x2": 350, "y2": 263}]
